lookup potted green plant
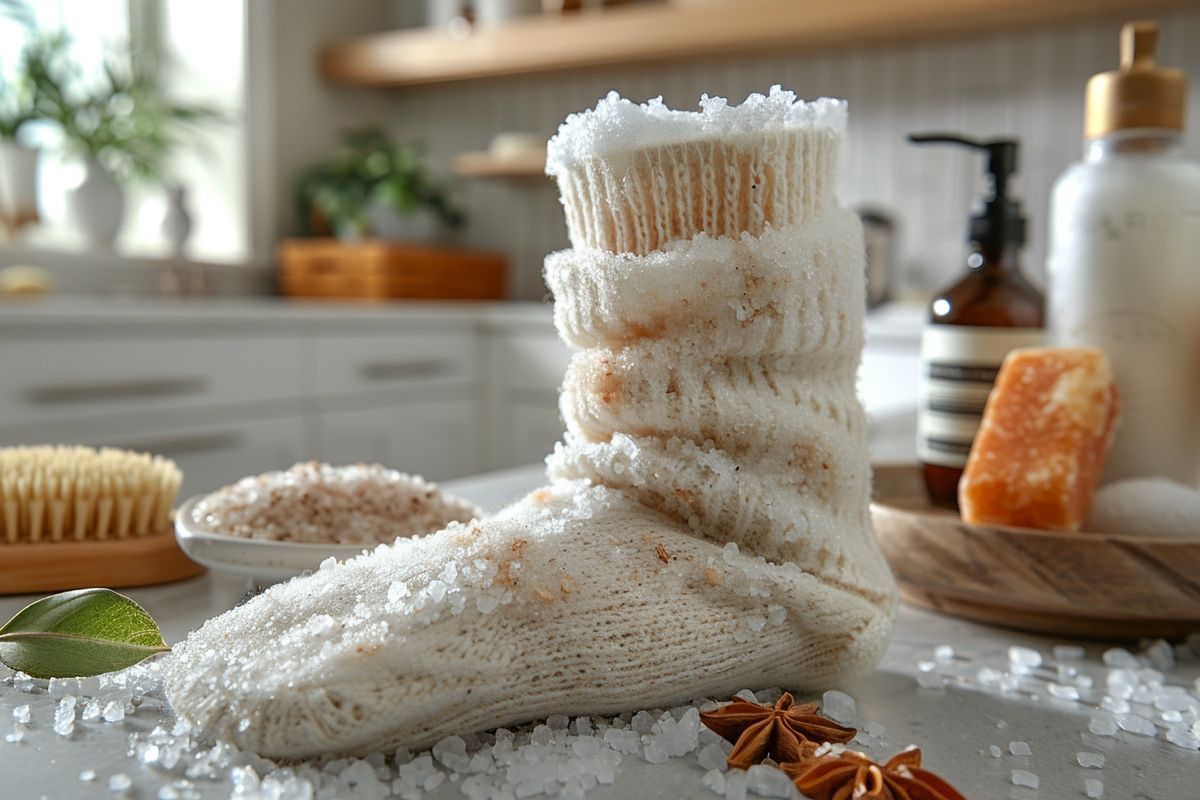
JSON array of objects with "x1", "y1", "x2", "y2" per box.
[
  {"x1": 30, "y1": 47, "x2": 221, "y2": 248},
  {"x1": 295, "y1": 128, "x2": 465, "y2": 242},
  {"x1": 0, "y1": 24, "x2": 65, "y2": 236}
]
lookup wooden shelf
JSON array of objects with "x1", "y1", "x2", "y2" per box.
[
  {"x1": 319, "y1": 0, "x2": 1190, "y2": 88},
  {"x1": 452, "y1": 151, "x2": 547, "y2": 179}
]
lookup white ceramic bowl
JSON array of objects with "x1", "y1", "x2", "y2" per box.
[{"x1": 174, "y1": 495, "x2": 375, "y2": 585}]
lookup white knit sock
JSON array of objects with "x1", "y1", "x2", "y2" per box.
[{"x1": 165, "y1": 89, "x2": 896, "y2": 759}]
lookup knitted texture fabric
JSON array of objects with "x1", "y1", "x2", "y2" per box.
[{"x1": 164, "y1": 90, "x2": 896, "y2": 759}]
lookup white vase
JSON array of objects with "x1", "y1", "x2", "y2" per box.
[
  {"x1": 161, "y1": 184, "x2": 193, "y2": 258},
  {"x1": 0, "y1": 141, "x2": 40, "y2": 234},
  {"x1": 67, "y1": 158, "x2": 125, "y2": 249}
]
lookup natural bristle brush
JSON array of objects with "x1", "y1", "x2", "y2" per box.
[{"x1": 0, "y1": 445, "x2": 203, "y2": 594}]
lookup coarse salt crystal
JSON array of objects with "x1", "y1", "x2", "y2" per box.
[
  {"x1": 101, "y1": 701, "x2": 125, "y2": 723},
  {"x1": 11, "y1": 705, "x2": 30, "y2": 725},
  {"x1": 934, "y1": 645, "x2": 954, "y2": 662},
  {"x1": 821, "y1": 690, "x2": 856, "y2": 725},
  {"x1": 79, "y1": 769, "x2": 96, "y2": 782},
  {"x1": 1008, "y1": 646, "x2": 1042, "y2": 669},
  {"x1": 1088, "y1": 714, "x2": 1119, "y2": 737},
  {"x1": 1047, "y1": 683, "x2": 1080, "y2": 701},
  {"x1": 108, "y1": 773, "x2": 133, "y2": 793},
  {"x1": 1102, "y1": 648, "x2": 1139, "y2": 669},
  {"x1": 1011, "y1": 769, "x2": 1039, "y2": 789},
  {"x1": 1077, "y1": 752, "x2": 1105, "y2": 768},
  {"x1": 1085, "y1": 777, "x2": 1104, "y2": 798},
  {"x1": 1009, "y1": 741, "x2": 1031, "y2": 756},
  {"x1": 1117, "y1": 715, "x2": 1157, "y2": 737},
  {"x1": 698, "y1": 742, "x2": 728, "y2": 771},
  {"x1": 989, "y1": 745, "x2": 1002, "y2": 758}
]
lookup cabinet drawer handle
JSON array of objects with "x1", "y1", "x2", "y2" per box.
[
  {"x1": 360, "y1": 360, "x2": 452, "y2": 381},
  {"x1": 26, "y1": 377, "x2": 207, "y2": 405},
  {"x1": 111, "y1": 431, "x2": 244, "y2": 457}
]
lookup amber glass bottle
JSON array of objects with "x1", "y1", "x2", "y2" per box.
[{"x1": 910, "y1": 134, "x2": 1045, "y2": 508}]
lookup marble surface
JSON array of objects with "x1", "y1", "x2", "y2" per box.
[{"x1": 1, "y1": 465, "x2": 1196, "y2": 800}]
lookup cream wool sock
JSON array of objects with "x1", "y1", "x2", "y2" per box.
[{"x1": 164, "y1": 88, "x2": 897, "y2": 759}]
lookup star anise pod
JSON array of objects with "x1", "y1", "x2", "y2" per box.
[
  {"x1": 699, "y1": 692, "x2": 857, "y2": 770},
  {"x1": 781, "y1": 746, "x2": 966, "y2": 800}
]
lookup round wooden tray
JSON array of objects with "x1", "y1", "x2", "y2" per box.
[
  {"x1": 0, "y1": 530, "x2": 205, "y2": 596},
  {"x1": 871, "y1": 464, "x2": 1200, "y2": 640}
]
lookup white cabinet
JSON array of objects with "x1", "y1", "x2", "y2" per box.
[{"x1": 309, "y1": 398, "x2": 479, "y2": 482}]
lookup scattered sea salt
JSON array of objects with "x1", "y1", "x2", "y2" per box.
[
  {"x1": 1088, "y1": 714, "x2": 1119, "y2": 737},
  {"x1": 1077, "y1": 752, "x2": 1105, "y2": 768},
  {"x1": 1008, "y1": 646, "x2": 1042, "y2": 669},
  {"x1": 1047, "y1": 683, "x2": 1080, "y2": 701},
  {"x1": 5, "y1": 726, "x2": 25, "y2": 743},
  {"x1": 1102, "y1": 648, "x2": 1139, "y2": 669},
  {"x1": 934, "y1": 645, "x2": 954, "y2": 662},
  {"x1": 698, "y1": 742, "x2": 728, "y2": 771},
  {"x1": 989, "y1": 745, "x2": 1002, "y2": 758},
  {"x1": 1117, "y1": 714, "x2": 1157, "y2": 737},
  {"x1": 724, "y1": 769, "x2": 748, "y2": 800},
  {"x1": 53, "y1": 695, "x2": 77, "y2": 736},
  {"x1": 101, "y1": 701, "x2": 125, "y2": 724},
  {"x1": 1085, "y1": 777, "x2": 1104, "y2": 798},
  {"x1": 745, "y1": 764, "x2": 795, "y2": 798},
  {"x1": 12, "y1": 704, "x2": 30, "y2": 725},
  {"x1": 80, "y1": 769, "x2": 96, "y2": 782},
  {"x1": 1011, "y1": 769, "x2": 1039, "y2": 789},
  {"x1": 702, "y1": 768, "x2": 726, "y2": 795},
  {"x1": 821, "y1": 690, "x2": 856, "y2": 725},
  {"x1": 1009, "y1": 741, "x2": 1031, "y2": 756},
  {"x1": 108, "y1": 773, "x2": 133, "y2": 793}
]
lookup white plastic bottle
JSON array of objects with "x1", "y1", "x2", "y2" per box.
[{"x1": 1047, "y1": 21, "x2": 1200, "y2": 484}]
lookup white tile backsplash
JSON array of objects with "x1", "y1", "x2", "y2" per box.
[{"x1": 390, "y1": 5, "x2": 1200, "y2": 300}]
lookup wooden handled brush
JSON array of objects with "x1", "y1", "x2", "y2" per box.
[{"x1": 0, "y1": 446, "x2": 203, "y2": 594}]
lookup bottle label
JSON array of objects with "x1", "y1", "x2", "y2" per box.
[{"x1": 916, "y1": 325, "x2": 1044, "y2": 467}]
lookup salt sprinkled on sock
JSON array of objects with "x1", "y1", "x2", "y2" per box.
[{"x1": 546, "y1": 87, "x2": 847, "y2": 176}]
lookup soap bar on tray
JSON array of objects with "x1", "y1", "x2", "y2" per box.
[{"x1": 959, "y1": 346, "x2": 1120, "y2": 531}]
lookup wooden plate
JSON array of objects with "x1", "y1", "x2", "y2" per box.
[
  {"x1": 871, "y1": 464, "x2": 1200, "y2": 640},
  {"x1": 0, "y1": 529, "x2": 205, "y2": 596}
]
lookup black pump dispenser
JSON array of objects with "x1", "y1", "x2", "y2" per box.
[{"x1": 908, "y1": 133, "x2": 1026, "y2": 253}]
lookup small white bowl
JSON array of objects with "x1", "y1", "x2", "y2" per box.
[{"x1": 174, "y1": 495, "x2": 375, "y2": 585}]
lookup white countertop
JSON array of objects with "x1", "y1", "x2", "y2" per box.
[
  {"x1": 0, "y1": 296, "x2": 924, "y2": 341},
  {"x1": 6, "y1": 465, "x2": 1186, "y2": 800}
]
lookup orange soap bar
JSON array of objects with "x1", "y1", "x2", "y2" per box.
[{"x1": 959, "y1": 346, "x2": 1120, "y2": 531}]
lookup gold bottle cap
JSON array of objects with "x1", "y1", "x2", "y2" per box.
[{"x1": 1085, "y1": 21, "x2": 1187, "y2": 140}]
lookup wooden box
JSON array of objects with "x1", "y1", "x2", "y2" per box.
[{"x1": 278, "y1": 238, "x2": 506, "y2": 301}]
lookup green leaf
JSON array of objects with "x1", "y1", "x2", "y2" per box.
[{"x1": 0, "y1": 589, "x2": 170, "y2": 678}]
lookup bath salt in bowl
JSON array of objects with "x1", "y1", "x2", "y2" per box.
[
  {"x1": 175, "y1": 462, "x2": 482, "y2": 583},
  {"x1": 191, "y1": 461, "x2": 481, "y2": 545}
]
